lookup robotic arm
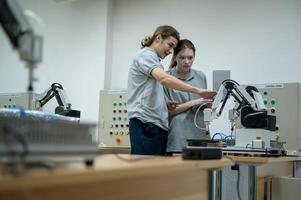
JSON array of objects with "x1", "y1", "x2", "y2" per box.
[
  {"x1": 204, "y1": 80, "x2": 276, "y2": 133},
  {"x1": 1, "y1": 2, "x2": 79, "y2": 118},
  {"x1": 36, "y1": 83, "x2": 80, "y2": 118},
  {"x1": 0, "y1": 0, "x2": 42, "y2": 91}
]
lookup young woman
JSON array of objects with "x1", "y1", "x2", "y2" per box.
[
  {"x1": 164, "y1": 39, "x2": 211, "y2": 154},
  {"x1": 127, "y1": 26, "x2": 216, "y2": 155}
]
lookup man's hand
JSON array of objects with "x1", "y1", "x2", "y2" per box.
[{"x1": 198, "y1": 89, "x2": 217, "y2": 99}]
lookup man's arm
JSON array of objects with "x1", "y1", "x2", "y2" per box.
[{"x1": 151, "y1": 67, "x2": 216, "y2": 99}]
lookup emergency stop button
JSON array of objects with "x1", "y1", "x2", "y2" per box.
[{"x1": 116, "y1": 138, "x2": 121, "y2": 144}]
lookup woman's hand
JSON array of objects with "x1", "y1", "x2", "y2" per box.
[{"x1": 167, "y1": 101, "x2": 179, "y2": 111}]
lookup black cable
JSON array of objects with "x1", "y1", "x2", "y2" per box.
[{"x1": 212, "y1": 133, "x2": 224, "y2": 140}]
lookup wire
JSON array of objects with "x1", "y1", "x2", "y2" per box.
[
  {"x1": 224, "y1": 135, "x2": 233, "y2": 140},
  {"x1": 212, "y1": 132, "x2": 225, "y2": 140},
  {"x1": 193, "y1": 100, "x2": 212, "y2": 131},
  {"x1": 212, "y1": 132, "x2": 232, "y2": 140}
]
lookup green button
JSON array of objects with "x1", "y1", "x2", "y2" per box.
[
  {"x1": 119, "y1": 102, "x2": 122, "y2": 106},
  {"x1": 113, "y1": 101, "x2": 117, "y2": 106},
  {"x1": 271, "y1": 99, "x2": 276, "y2": 105},
  {"x1": 263, "y1": 99, "x2": 268, "y2": 105},
  {"x1": 124, "y1": 102, "x2": 127, "y2": 106},
  {"x1": 113, "y1": 117, "x2": 116, "y2": 121}
]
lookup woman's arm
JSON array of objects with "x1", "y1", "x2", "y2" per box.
[{"x1": 168, "y1": 98, "x2": 211, "y2": 117}]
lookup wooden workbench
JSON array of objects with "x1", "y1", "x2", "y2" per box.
[{"x1": 0, "y1": 154, "x2": 233, "y2": 200}]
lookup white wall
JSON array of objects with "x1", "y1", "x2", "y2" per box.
[
  {"x1": 110, "y1": 0, "x2": 301, "y2": 90},
  {"x1": 0, "y1": 0, "x2": 109, "y2": 122}
]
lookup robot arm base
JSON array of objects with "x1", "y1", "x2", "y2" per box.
[
  {"x1": 55, "y1": 106, "x2": 81, "y2": 118},
  {"x1": 241, "y1": 106, "x2": 276, "y2": 131}
]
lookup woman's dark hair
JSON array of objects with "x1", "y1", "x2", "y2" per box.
[{"x1": 169, "y1": 39, "x2": 195, "y2": 68}]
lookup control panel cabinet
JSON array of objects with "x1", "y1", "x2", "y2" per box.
[{"x1": 98, "y1": 90, "x2": 130, "y2": 148}]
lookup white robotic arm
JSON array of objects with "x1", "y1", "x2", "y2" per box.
[{"x1": 203, "y1": 80, "x2": 275, "y2": 133}]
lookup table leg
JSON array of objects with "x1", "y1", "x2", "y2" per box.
[
  {"x1": 293, "y1": 161, "x2": 297, "y2": 177},
  {"x1": 209, "y1": 169, "x2": 222, "y2": 200},
  {"x1": 248, "y1": 165, "x2": 256, "y2": 200}
]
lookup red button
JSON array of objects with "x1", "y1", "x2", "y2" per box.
[{"x1": 116, "y1": 138, "x2": 121, "y2": 144}]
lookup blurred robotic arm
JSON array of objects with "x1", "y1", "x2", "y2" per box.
[
  {"x1": 36, "y1": 83, "x2": 80, "y2": 118},
  {"x1": 0, "y1": 0, "x2": 42, "y2": 91},
  {"x1": 203, "y1": 80, "x2": 276, "y2": 133}
]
